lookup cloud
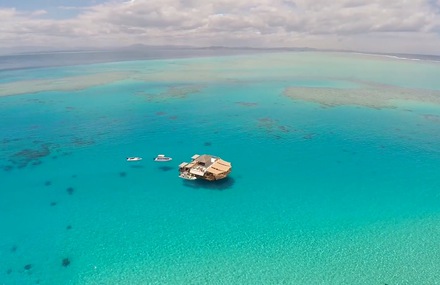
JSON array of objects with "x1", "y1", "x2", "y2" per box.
[
  {"x1": 1, "y1": 0, "x2": 440, "y2": 54},
  {"x1": 31, "y1": 10, "x2": 47, "y2": 16},
  {"x1": 58, "y1": 6, "x2": 90, "y2": 10},
  {"x1": 0, "y1": 8, "x2": 18, "y2": 19}
]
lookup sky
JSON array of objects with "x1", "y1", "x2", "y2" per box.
[{"x1": 1, "y1": 0, "x2": 440, "y2": 54}]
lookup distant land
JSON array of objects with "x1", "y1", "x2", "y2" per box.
[{"x1": 0, "y1": 44, "x2": 317, "y2": 55}]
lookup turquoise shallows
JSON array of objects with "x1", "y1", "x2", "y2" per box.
[{"x1": 1, "y1": 52, "x2": 440, "y2": 284}]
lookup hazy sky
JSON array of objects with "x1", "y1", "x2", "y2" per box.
[{"x1": 1, "y1": 0, "x2": 440, "y2": 54}]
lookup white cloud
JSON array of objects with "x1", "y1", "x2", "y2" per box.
[
  {"x1": 31, "y1": 10, "x2": 47, "y2": 16},
  {"x1": 58, "y1": 6, "x2": 90, "y2": 10},
  {"x1": 1, "y1": 0, "x2": 440, "y2": 54},
  {"x1": 0, "y1": 8, "x2": 18, "y2": 19}
]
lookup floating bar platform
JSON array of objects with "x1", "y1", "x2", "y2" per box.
[{"x1": 178, "y1": 154, "x2": 232, "y2": 181}]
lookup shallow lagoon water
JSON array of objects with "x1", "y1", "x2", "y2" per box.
[{"x1": 1, "y1": 52, "x2": 440, "y2": 284}]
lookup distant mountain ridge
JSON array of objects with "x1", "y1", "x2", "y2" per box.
[{"x1": 0, "y1": 44, "x2": 319, "y2": 56}]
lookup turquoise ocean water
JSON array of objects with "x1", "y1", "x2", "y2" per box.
[{"x1": 1, "y1": 52, "x2": 440, "y2": 284}]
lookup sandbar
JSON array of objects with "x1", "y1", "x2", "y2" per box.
[{"x1": 283, "y1": 82, "x2": 440, "y2": 109}]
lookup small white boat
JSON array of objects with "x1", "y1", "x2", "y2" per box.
[
  {"x1": 127, "y1": 157, "x2": 142, "y2": 161},
  {"x1": 154, "y1": 154, "x2": 172, "y2": 162}
]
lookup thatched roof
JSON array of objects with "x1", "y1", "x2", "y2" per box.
[
  {"x1": 207, "y1": 159, "x2": 231, "y2": 174},
  {"x1": 180, "y1": 154, "x2": 231, "y2": 179},
  {"x1": 195, "y1": 154, "x2": 214, "y2": 166},
  {"x1": 207, "y1": 167, "x2": 224, "y2": 175},
  {"x1": 216, "y1": 159, "x2": 231, "y2": 167}
]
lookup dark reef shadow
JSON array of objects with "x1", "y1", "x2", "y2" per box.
[
  {"x1": 119, "y1": 172, "x2": 127, "y2": 177},
  {"x1": 303, "y1": 133, "x2": 315, "y2": 140},
  {"x1": 3, "y1": 165, "x2": 13, "y2": 172},
  {"x1": 31, "y1": 160, "x2": 42, "y2": 166},
  {"x1": 278, "y1": 126, "x2": 290, "y2": 133},
  {"x1": 9, "y1": 144, "x2": 52, "y2": 168},
  {"x1": 24, "y1": 264, "x2": 32, "y2": 271},
  {"x1": 71, "y1": 138, "x2": 95, "y2": 147},
  {"x1": 182, "y1": 176, "x2": 235, "y2": 191},
  {"x1": 66, "y1": 187, "x2": 74, "y2": 195},
  {"x1": 235, "y1": 101, "x2": 258, "y2": 107},
  {"x1": 62, "y1": 258, "x2": 71, "y2": 267},
  {"x1": 158, "y1": 166, "x2": 173, "y2": 172},
  {"x1": 204, "y1": 141, "x2": 212, "y2": 146}
]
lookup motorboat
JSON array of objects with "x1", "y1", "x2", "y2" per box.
[
  {"x1": 154, "y1": 154, "x2": 172, "y2": 162},
  {"x1": 127, "y1": 157, "x2": 142, "y2": 161}
]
